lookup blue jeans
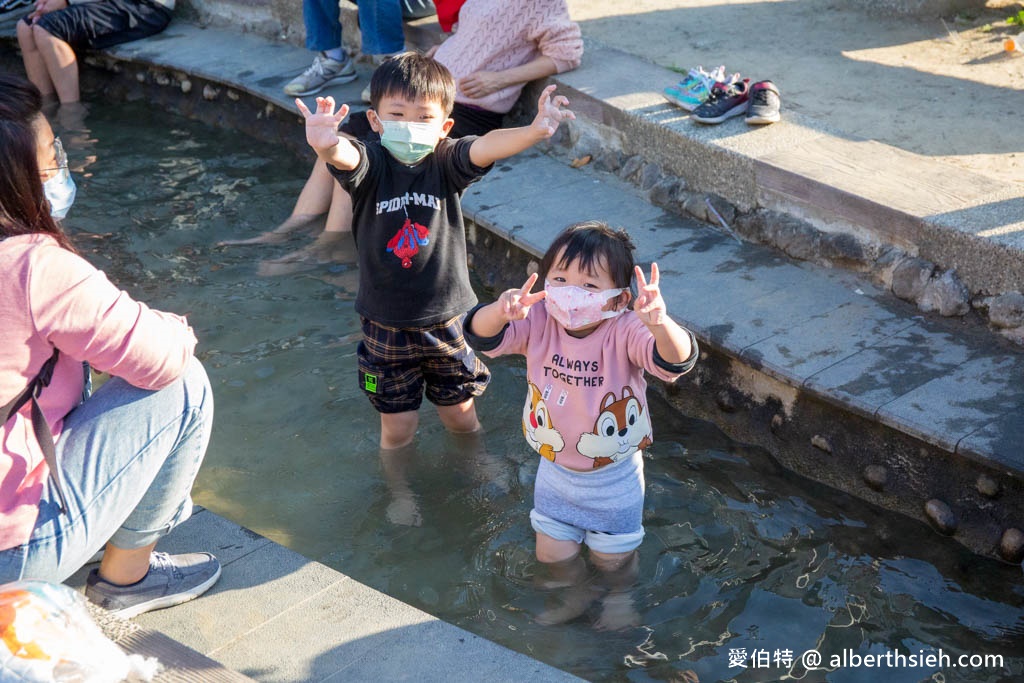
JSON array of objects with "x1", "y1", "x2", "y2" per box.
[
  {"x1": 303, "y1": 0, "x2": 404, "y2": 56},
  {"x1": 0, "y1": 357, "x2": 213, "y2": 584},
  {"x1": 304, "y1": 0, "x2": 343, "y2": 52},
  {"x1": 358, "y1": 0, "x2": 404, "y2": 56}
]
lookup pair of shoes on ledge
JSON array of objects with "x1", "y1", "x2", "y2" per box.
[
  {"x1": 692, "y1": 78, "x2": 781, "y2": 125},
  {"x1": 665, "y1": 66, "x2": 781, "y2": 125}
]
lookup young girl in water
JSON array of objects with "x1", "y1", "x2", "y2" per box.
[{"x1": 465, "y1": 220, "x2": 698, "y2": 625}]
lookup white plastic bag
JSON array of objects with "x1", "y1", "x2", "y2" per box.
[{"x1": 0, "y1": 580, "x2": 160, "y2": 683}]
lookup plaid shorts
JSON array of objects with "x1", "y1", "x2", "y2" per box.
[{"x1": 356, "y1": 314, "x2": 490, "y2": 414}]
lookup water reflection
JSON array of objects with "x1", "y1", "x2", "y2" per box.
[{"x1": 55, "y1": 103, "x2": 1023, "y2": 683}]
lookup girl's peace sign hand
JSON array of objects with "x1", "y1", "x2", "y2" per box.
[
  {"x1": 500, "y1": 272, "x2": 546, "y2": 321},
  {"x1": 296, "y1": 96, "x2": 349, "y2": 154},
  {"x1": 634, "y1": 263, "x2": 667, "y2": 326}
]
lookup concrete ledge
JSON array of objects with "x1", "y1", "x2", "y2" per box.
[
  {"x1": 67, "y1": 509, "x2": 583, "y2": 682},
  {"x1": 548, "y1": 43, "x2": 1024, "y2": 298}
]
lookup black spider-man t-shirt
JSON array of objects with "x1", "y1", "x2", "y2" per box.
[{"x1": 329, "y1": 136, "x2": 491, "y2": 326}]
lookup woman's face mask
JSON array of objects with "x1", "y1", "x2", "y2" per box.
[
  {"x1": 544, "y1": 280, "x2": 627, "y2": 330},
  {"x1": 41, "y1": 136, "x2": 76, "y2": 219},
  {"x1": 379, "y1": 120, "x2": 443, "y2": 165}
]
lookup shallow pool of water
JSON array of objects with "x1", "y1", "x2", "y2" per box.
[{"x1": 58, "y1": 102, "x2": 1023, "y2": 682}]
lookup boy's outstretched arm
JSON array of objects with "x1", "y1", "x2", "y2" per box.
[
  {"x1": 468, "y1": 85, "x2": 575, "y2": 168},
  {"x1": 296, "y1": 96, "x2": 361, "y2": 171},
  {"x1": 634, "y1": 263, "x2": 694, "y2": 364},
  {"x1": 468, "y1": 273, "x2": 546, "y2": 338}
]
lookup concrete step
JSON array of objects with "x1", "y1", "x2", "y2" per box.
[{"x1": 67, "y1": 509, "x2": 583, "y2": 682}]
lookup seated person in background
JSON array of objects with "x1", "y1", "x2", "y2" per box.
[
  {"x1": 222, "y1": 0, "x2": 582, "y2": 260},
  {"x1": 0, "y1": 74, "x2": 219, "y2": 619},
  {"x1": 17, "y1": 0, "x2": 176, "y2": 105}
]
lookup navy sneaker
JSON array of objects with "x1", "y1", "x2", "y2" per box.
[
  {"x1": 745, "y1": 81, "x2": 781, "y2": 125},
  {"x1": 85, "y1": 551, "x2": 221, "y2": 619},
  {"x1": 691, "y1": 78, "x2": 751, "y2": 124}
]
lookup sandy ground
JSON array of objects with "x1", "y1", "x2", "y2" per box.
[{"x1": 566, "y1": 0, "x2": 1024, "y2": 186}]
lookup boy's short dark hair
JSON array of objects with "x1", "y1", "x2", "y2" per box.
[
  {"x1": 538, "y1": 221, "x2": 637, "y2": 290},
  {"x1": 369, "y1": 52, "x2": 456, "y2": 116}
]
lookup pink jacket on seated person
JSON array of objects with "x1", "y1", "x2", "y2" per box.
[
  {"x1": 434, "y1": 0, "x2": 583, "y2": 115},
  {"x1": 0, "y1": 234, "x2": 196, "y2": 551}
]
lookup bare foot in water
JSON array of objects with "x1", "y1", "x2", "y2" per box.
[
  {"x1": 262, "y1": 230, "x2": 355, "y2": 266},
  {"x1": 218, "y1": 213, "x2": 323, "y2": 246},
  {"x1": 594, "y1": 590, "x2": 641, "y2": 631}
]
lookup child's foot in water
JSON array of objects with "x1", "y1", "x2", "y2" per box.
[
  {"x1": 535, "y1": 583, "x2": 600, "y2": 626},
  {"x1": 594, "y1": 590, "x2": 641, "y2": 631},
  {"x1": 264, "y1": 230, "x2": 354, "y2": 264},
  {"x1": 218, "y1": 213, "x2": 323, "y2": 246}
]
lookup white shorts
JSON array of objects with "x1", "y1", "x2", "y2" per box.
[{"x1": 530, "y1": 509, "x2": 645, "y2": 554}]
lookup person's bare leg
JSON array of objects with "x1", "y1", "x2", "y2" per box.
[
  {"x1": 97, "y1": 542, "x2": 158, "y2": 585},
  {"x1": 381, "y1": 410, "x2": 419, "y2": 450},
  {"x1": 323, "y1": 181, "x2": 353, "y2": 233},
  {"x1": 379, "y1": 440, "x2": 422, "y2": 526},
  {"x1": 378, "y1": 411, "x2": 421, "y2": 523},
  {"x1": 220, "y1": 162, "x2": 336, "y2": 246},
  {"x1": 33, "y1": 25, "x2": 80, "y2": 104},
  {"x1": 17, "y1": 20, "x2": 55, "y2": 97},
  {"x1": 449, "y1": 428, "x2": 512, "y2": 497},
  {"x1": 435, "y1": 398, "x2": 481, "y2": 435},
  {"x1": 591, "y1": 549, "x2": 641, "y2": 631},
  {"x1": 534, "y1": 534, "x2": 596, "y2": 625},
  {"x1": 295, "y1": 160, "x2": 336, "y2": 217}
]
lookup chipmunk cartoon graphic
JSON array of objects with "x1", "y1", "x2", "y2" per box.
[
  {"x1": 576, "y1": 386, "x2": 652, "y2": 468},
  {"x1": 522, "y1": 382, "x2": 564, "y2": 461}
]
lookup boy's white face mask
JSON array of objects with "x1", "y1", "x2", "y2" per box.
[
  {"x1": 544, "y1": 281, "x2": 627, "y2": 330},
  {"x1": 379, "y1": 120, "x2": 442, "y2": 165}
]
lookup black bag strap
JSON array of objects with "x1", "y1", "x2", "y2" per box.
[{"x1": 0, "y1": 347, "x2": 68, "y2": 513}]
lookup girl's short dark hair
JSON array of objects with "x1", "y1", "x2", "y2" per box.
[
  {"x1": 369, "y1": 52, "x2": 456, "y2": 116},
  {"x1": 0, "y1": 74, "x2": 74, "y2": 251},
  {"x1": 538, "y1": 221, "x2": 636, "y2": 289}
]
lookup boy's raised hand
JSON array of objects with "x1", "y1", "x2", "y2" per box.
[
  {"x1": 634, "y1": 263, "x2": 667, "y2": 327},
  {"x1": 531, "y1": 85, "x2": 575, "y2": 139},
  {"x1": 500, "y1": 272, "x2": 546, "y2": 321},
  {"x1": 296, "y1": 96, "x2": 349, "y2": 154}
]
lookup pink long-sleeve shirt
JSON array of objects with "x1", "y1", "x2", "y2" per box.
[
  {"x1": 481, "y1": 303, "x2": 691, "y2": 472},
  {"x1": 434, "y1": 0, "x2": 583, "y2": 114},
  {"x1": 1, "y1": 234, "x2": 196, "y2": 550}
]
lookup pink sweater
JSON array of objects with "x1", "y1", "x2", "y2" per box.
[
  {"x1": 0, "y1": 234, "x2": 196, "y2": 550},
  {"x1": 483, "y1": 303, "x2": 687, "y2": 472},
  {"x1": 434, "y1": 0, "x2": 583, "y2": 114}
]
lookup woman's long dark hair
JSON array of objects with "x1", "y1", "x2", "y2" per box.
[{"x1": 0, "y1": 74, "x2": 75, "y2": 251}]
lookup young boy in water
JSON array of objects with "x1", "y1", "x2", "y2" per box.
[{"x1": 297, "y1": 52, "x2": 574, "y2": 449}]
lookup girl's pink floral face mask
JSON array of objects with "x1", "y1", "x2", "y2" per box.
[{"x1": 544, "y1": 280, "x2": 627, "y2": 330}]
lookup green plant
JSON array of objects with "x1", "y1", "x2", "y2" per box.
[{"x1": 1008, "y1": 10, "x2": 1024, "y2": 27}]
